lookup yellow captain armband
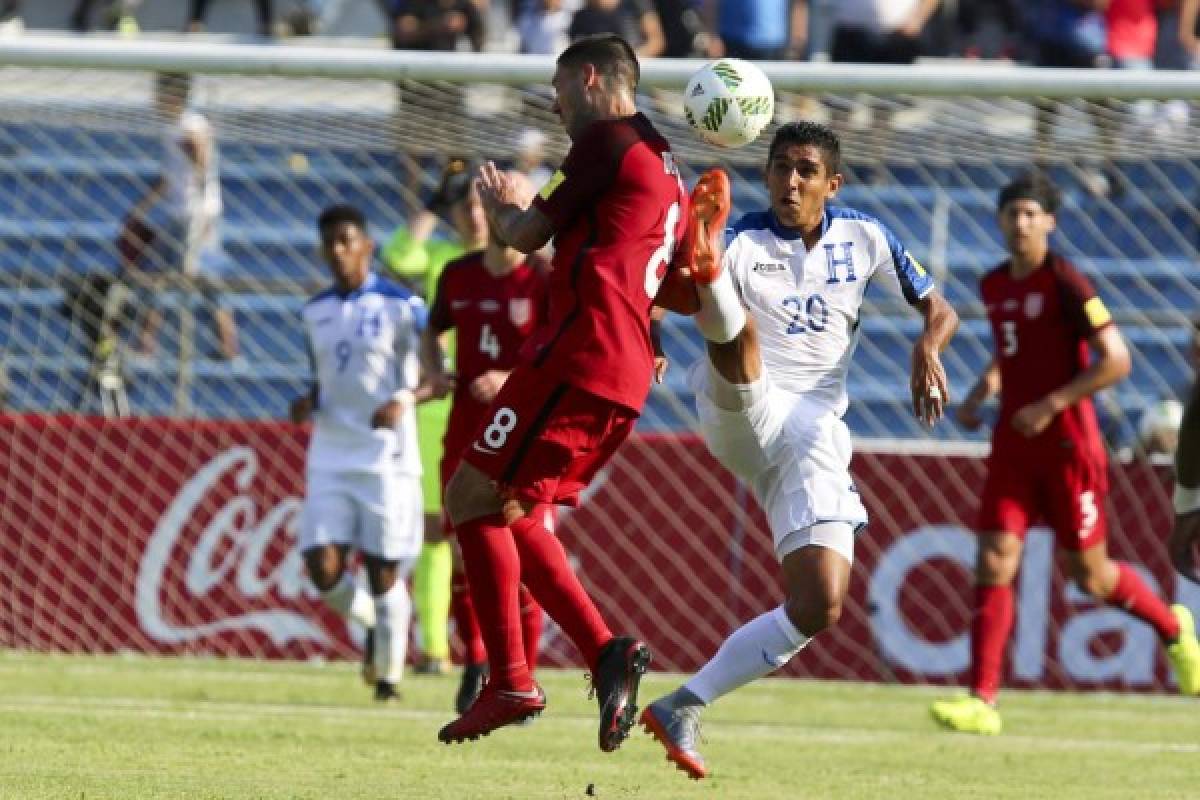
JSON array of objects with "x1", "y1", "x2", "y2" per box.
[
  {"x1": 538, "y1": 170, "x2": 565, "y2": 200},
  {"x1": 1084, "y1": 296, "x2": 1111, "y2": 329},
  {"x1": 1174, "y1": 483, "x2": 1200, "y2": 515}
]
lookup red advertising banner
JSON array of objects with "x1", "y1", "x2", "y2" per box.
[{"x1": 0, "y1": 415, "x2": 1192, "y2": 692}]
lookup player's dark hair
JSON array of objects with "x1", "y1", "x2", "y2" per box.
[
  {"x1": 767, "y1": 121, "x2": 841, "y2": 176},
  {"x1": 998, "y1": 171, "x2": 1061, "y2": 214},
  {"x1": 317, "y1": 204, "x2": 368, "y2": 236},
  {"x1": 557, "y1": 34, "x2": 640, "y2": 93}
]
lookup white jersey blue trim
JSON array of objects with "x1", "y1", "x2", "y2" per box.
[
  {"x1": 302, "y1": 272, "x2": 426, "y2": 476},
  {"x1": 721, "y1": 205, "x2": 935, "y2": 416}
]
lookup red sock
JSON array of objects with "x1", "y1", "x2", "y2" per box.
[
  {"x1": 970, "y1": 584, "x2": 1014, "y2": 704},
  {"x1": 1108, "y1": 562, "x2": 1181, "y2": 642},
  {"x1": 519, "y1": 584, "x2": 543, "y2": 673},
  {"x1": 450, "y1": 569, "x2": 487, "y2": 665},
  {"x1": 510, "y1": 513, "x2": 612, "y2": 668},
  {"x1": 455, "y1": 514, "x2": 532, "y2": 692}
]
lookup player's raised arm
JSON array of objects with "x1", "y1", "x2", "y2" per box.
[
  {"x1": 911, "y1": 290, "x2": 958, "y2": 427},
  {"x1": 476, "y1": 161, "x2": 554, "y2": 254}
]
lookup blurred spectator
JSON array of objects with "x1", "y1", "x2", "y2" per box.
[
  {"x1": 187, "y1": 0, "x2": 273, "y2": 36},
  {"x1": 518, "y1": 0, "x2": 574, "y2": 54},
  {"x1": 830, "y1": 0, "x2": 940, "y2": 65},
  {"x1": 0, "y1": 0, "x2": 21, "y2": 36},
  {"x1": 71, "y1": 0, "x2": 140, "y2": 34},
  {"x1": 702, "y1": 0, "x2": 806, "y2": 60},
  {"x1": 652, "y1": 0, "x2": 706, "y2": 56},
  {"x1": 1024, "y1": 1, "x2": 1120, "y2": 195},
  {"x1": 390, "y1": 0, "x2": 485, "y2": 51},
  {"x1": 568, "y1": 0, "x2": 665, "y2": 57},
  {"x1": 1108, "y1": 0, "x2": 1158, "y2": 67},
  {"x1": 513, "y1": 128, "x2": 553, "y2": 188},
  {"x1": 126, "y1": 72, "x2": 239, "y2": 361},
  {"x1": 957, "y1": 0, "x2": 1022, "y2": 59},
  {"x1": 1179, "y1": 0, "x2": 1200, "y2": 64}
]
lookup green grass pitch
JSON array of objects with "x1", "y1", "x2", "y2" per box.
[{"x1": 0, "y1": 651, "x2": 1196, "y2": 799}]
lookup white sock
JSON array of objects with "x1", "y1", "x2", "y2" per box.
[
  {"x1": 705, "y1": 360, "x2": 767, "y2": 412},
  {"x1": 684, "y1": 606, "x2": 810, "y2": 705},
  {"x1": 373, "y1": 581, "x2": 412, "y2": 685},
  {"x1": 320, "y1": 574, "x2": 377, "y2": 628},
  {"x1": 693, "y1": 268, "x2": 746, "y2": 344}
]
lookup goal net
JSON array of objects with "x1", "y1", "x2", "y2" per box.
[{"x1": 0, "y1": 40, "x2": 1195, "y2": 692}]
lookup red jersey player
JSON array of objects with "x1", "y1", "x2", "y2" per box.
[
  {"x1": 421, "y1": 172, "x2": 552, "y2": 715},
  {"x1": 931, "y1": 172, "x2": 1200, "y2": 736},
  {"x1": 437, "y1": 34, "x2": 688, "y2": 748}
]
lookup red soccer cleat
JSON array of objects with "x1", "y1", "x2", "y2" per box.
[
  {"x1": 437, "y1": 683, "x2": 546, "y2": 744},
  {"x1": 676, "y1": 168, "x2": 732, "y2": 286}
]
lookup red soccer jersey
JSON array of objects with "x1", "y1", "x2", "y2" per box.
[
  {"x1": 981, "y1": 252, "x2": 1113, "y2": 459},
  {"x1": 428, "y1": 251, "x2": 550, "y2": 464},
  {"x1": 528, "y1": 112, "x2": 688, "y2": 412}
]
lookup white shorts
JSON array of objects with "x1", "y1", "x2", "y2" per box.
[
  {"x1": 301, "y1": 470, "x2": 424, "y2": 561},
  {"x1": 691, "y1": 363, "x2": 867, "y2": 564}
]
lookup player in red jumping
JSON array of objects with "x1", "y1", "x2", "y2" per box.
[
  {"x1": 420, "y1": 171, "x2": 551, "y2": 716},
  {"x1": 436, "y1": 34, "x2": 688, "y2": 749},
  {"x1": 931, "y1": 171, "x2": 1200, "y2": 735}
]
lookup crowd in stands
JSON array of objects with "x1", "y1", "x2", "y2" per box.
[{"x1": 0, "y1": 1, "x2": 1195, "y2": 74}]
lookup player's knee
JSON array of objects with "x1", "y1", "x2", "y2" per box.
[
  {"x1": 785, "y1": 593, "x2": 842, "y2": 636},
  {"x1": 303, "y1": 547, "x2": 341, "y2": 592},
  {"x1": 976, "y1": 535, "x2": 1021, "y2": 584}
]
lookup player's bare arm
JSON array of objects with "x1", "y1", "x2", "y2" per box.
[
  {"x1": 418, "y1": 324, "x2": 455, "y2": 399},
  {"x1": 910, "y1": 291, "x2": 958, "y2": 426},
  {"x1": 1012, "y1": 324, "x2": 1131, "y2": 438},
  {"x1": 469, "y1": 370, "x2": 511, "y2": 404},
  {"x1": 956, "y1": 358, "x2": 1000, "y2": 430},
  {"x1": 476, "y1": 161, "x2": 554, "y2": 254}
]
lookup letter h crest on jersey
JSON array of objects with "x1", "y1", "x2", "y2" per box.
[{"x1": 823, "y1": 242, "x2": 857, "y2": 284}]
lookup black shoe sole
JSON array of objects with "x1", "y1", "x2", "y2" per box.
[{"x1": 598, "y1": 642, "x2": 652, "y2": 752}]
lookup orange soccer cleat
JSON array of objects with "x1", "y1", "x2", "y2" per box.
[{"x1": 678, "y1": 168, "x2": 732, "y2": 286}]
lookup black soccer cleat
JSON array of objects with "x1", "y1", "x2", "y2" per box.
[
  {"x1": 591, "y1": 636, "x2": 652, "y2": 752},
  {"x1": 456, "y1": 661, "x2": 489, "y2": 715},
  {"x1": 374, "y1": 680, "x2": 401, "y2": 703}
]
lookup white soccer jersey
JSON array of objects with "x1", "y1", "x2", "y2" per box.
[
  {"x1": 302, "y1": 272, "x2": 426, "y2": 476},
  {"x1": 725, "y1": 207, "x2": 935, "y2": 416}
]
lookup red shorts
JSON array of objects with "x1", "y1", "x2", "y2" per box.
[
  {"x1": 977, "y1": 449, "x2": 1109, "y2": 551},
  {"x1": 460, "y1": 363, "x2": 637, "y2": 507}
]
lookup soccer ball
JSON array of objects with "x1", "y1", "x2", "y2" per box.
[{"x1": 683, "y1": 59, "x2": 775, "y2": 149}]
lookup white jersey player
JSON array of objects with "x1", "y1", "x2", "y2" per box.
[
  {"x1": 290, "y1": 204, "x2": 441, "y2": 702},
  {"x1": 642, "y1": 122, "x2": 959, "y2": 779}
]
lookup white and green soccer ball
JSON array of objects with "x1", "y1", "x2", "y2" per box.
[{"x1": 683, "y1": 58, "x2": 775, "y2": 149}]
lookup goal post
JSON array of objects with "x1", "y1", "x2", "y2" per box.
[{"x1": 0, "y1": 37, "x2": 1195, "y2": 691}]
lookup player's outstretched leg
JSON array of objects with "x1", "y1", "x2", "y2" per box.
[{"x1": 643, "y1": 539, "x2": 852, "y2": 777}]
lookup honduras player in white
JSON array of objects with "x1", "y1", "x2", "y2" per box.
[
  {"x1": 290, "y1": 204, "x2": 446, "y2": 702},
  {"x1": 642, "y1": 122, "x2": 959, "y2": 778}
]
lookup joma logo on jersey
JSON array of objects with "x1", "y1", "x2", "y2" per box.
[{"x1": 752, "y1": 261, "x2": 787, "y2": 274}]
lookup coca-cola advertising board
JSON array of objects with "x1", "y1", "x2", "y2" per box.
[{"x1": 0, "y1": 415, "x2": 1193, "y2": 692}]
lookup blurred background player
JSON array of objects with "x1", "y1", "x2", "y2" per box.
[
  {"x1": 1169, "y1": 364, "x2": 1200, "y2": 584},
  {"x1": 384, "y1": 157, "x2": 489, "y2": 677},
  {"x1": 641, "y1": 122, "x2": 958, "y2": 780},
  {"x1": 290, "y1": 204, "x2": 440, "y2": 702},
  {"x1": 420, "y1": 170, "x2": 551, "y2": 714},
  {"x1": 930, "y1": 172, "x2": 1200, "y2": 736},
  {"x1": 125, "y1": 71, "x2": 239, "y2": 363},
  {"x1": 437, "y1": 34, "x2": 685, "y2": 748}
]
